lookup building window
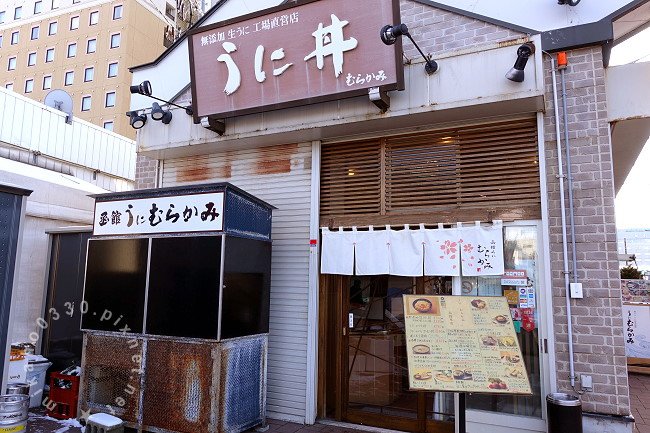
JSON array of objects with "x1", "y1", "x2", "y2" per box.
[
  {"x1": 165, "y1": 3, "x2": 175, "y2": 19},
  {"x1": 31, "y1": 26, "x2": 39, "y2": 40},
  {"x1": 51, "y1": 0, "x2": 59, "y2": 9},
  {"x1": 105, "y1": 92, "x2": 116, "y2": 107},
  {"x1": 7, "y1": 57, "x2": 16, "y2": 71},
  {"x1": 87, "y1": 38, "x2": 96, "y2": 53},
  {"x1": 43, "y1": 75, "x2": 52, "y2": 90},
  {"x1": 25, "y1": 79, "x2": 34, "y2": 93},
  {"x1": 34, "y1": 1, "x2": 43, "y2": 14},
  {"x1": 46, "y1": 48, "x2": 54, "y2": 62},
  {"x1": 70, "y1": 15, "x2": 79, "y2": 30},
  {"x1": 81, "y1": 96, "x2": 91, "y2": 111},
  {"x1": 107, "y1": 62, "x2": 118, "y2": 78},
  {"x1": 0, "y1": 11, "x2": 5, "y2": 24},
  {"x1": 48, "y1": 21, "x2": 57, "y2": 35},
  {"x1": 89, "y1": 11, "x2": 98, "y2": 25},
  {"x1": 110, "y1": 33, "x2": 120, "y2": 48},
  {"x1": 5, "y1": 83, "x2": 13, "y2": 91},
  {"x1": 103, "y1": 121, "x2": 114, "y2": 131},
  {"x1": 64, "y1": 71, "x2": 74, "y2": 86},
  {"x1": 14, "y1": 6, "x2": 21, "y2": 20},
  {"x1": 11, "y1": 31, "x2": 18, "y2": 45},
  {"x1": 67, "y1": 43, "x2": 76, "y2": 58},
  {"x1": 28, "y1": 52, "x2": 36, "y2": 66},
  {"x1": 84, "y1": 67, "x2": 94, "y2": 82},
  {"x1": 113, "y1": 5, "x2": 123, "y2": 20}
]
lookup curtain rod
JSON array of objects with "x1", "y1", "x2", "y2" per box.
[{"x1": 321, "y1": 220, "x2": 510, "y2": 230}]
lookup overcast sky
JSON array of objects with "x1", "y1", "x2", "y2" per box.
[{"x1": 610, "y1": 28, "x2": 650, "y2": 230}]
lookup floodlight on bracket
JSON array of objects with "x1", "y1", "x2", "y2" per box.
[
  {"x1": 380, "y1": 23, "x2": 439, "y2": 75},
  {"x1": 130, "y1": 80, "x2": 193, "y2": 116}
]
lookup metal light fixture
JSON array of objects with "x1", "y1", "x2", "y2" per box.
[
  {"x1": 380, "y1": 23, "x2": 438, "y2": 75},
  {"x1": 130, "y1": 80, "x2": 193, "y2": 116},
  {"x1": 505, "y1": 42, "x2": 535, "y2": 83},
  {"x1": 127, "y1": 111, "x2": 147, "y2": 129},
  {"x1": 558, "y1": 0, "x2": 580, "y2": 5},
  {"x1": 151, "y1": 102, "x2": 172, "y2": 124}
]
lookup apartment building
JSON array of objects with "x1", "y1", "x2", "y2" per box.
[{"x1": 0, "y1": 0, "x2": 173, "y2": 138}]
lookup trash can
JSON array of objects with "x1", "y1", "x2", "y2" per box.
[
  {"x1": 547, "y1": 393, "x2": 582, "y2": 433},
  {"x1": 25, "y1": 355, "x2": 52, "y2": 408}
]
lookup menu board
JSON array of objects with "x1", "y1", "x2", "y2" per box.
[{"x1": 403, "y1": 295, "x2": 532, "y2": 394}]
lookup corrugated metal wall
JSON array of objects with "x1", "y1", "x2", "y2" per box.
[
  {"x1": 0, "y1": 87, "x2": 136, "y2": 182},
  {"x1": 161, "y1": 142, "x2": 312, "y2": 422}
]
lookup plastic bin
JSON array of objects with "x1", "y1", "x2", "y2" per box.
[
  {"x1": 546, "y1": 392, "x2": 582, "y2": 433},
  {"x1": 46, "y1": 372, "x2": 80, "y2": 420},
  {"x1": 26, "y1": 355, "x2": 52, "y2": 408}
]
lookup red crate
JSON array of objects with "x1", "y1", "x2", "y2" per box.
[{"x1": 46, "y1": 372, "x2": 80, "y2": 420}]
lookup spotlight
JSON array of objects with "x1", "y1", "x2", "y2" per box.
[
  {"x1": 129, "y1": 80, "x2": 193, "y2": 116},
  {"x1": 505, "y1": 42, "x2": 535, "y2": 83},
  {"x1": 380, "y1": 23, "x2": 438, "y2": 75},
  {"x1": 151, "y1": 102, "x2": 172, "y2": 124},
  {"x1": 380, "y1": 23, "x2": 408, "y2": 45},
  {"x1": 130, "y1": 80, "x2": 152, "y2": 96},
  {"x1": 127, "y1": 111, "x2": 147, "y2": 129}
]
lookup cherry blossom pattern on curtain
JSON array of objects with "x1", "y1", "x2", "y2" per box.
[{"x1": 423, "y1": 224, "x2": 462, "y2": 276}]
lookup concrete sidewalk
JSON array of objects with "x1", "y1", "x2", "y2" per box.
[{"x1": 631, "y1": 373, "x2": 650, "y2": 433}]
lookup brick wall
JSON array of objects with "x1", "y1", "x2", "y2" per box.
[
  {"x1": 400, "y1": 0, "x2": 524, "y2": 59},
  {"x1": 135, "y1": 154, "x2": 158, "y2": 189},
  {"x1": 543, "y1": 47, "x2": 629, "y2": 416}
]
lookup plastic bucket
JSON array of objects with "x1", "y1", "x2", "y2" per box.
[
  {"x1": 0, "y1": 395, "x2": 28, "y2": 432},
  {"x1": 4, "y1": 384, "x2": 29, "y2": 396}
]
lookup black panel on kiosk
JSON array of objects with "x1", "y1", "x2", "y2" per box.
[
  {"x1": 221, "y1": 236, "x2": 272, "y2": 339},
  {"x1": 146, "y1": 236, "x2": 222, "y2": 339},
  {"x1": 82, "y1": 238, "x2": 148, "y2": 332}
]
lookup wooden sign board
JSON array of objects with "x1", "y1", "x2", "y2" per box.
[{"x1": 404, "y1": 295, "x2": 532, "y2": 394}]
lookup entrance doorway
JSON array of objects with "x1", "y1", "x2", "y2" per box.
[
  {"x1": 321, "y1": 274, "x2": 455, "y2": 433},
  {"x1": 319, "y1": 223, "x2": 548, "y2": 433}
]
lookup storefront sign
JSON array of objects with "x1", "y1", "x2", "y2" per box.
[
  {"x1": 403, "y1": 295, "x2": 532, "y2": 394},
  {"x1": 624, "y1": 303, "x2": 650, "y2": 359},
  {"x1": 93, "y1": 192, "x2": 224, "y2": 236},
  {"x1": 622, "y1": 279, "x2": 650, "y2": 303},
  {"x1": 188, "y1": 0, "x2": 403, "y2": 120},
  {"x1": 501, "y1": 270, "x2": 528, "y2": 286}
]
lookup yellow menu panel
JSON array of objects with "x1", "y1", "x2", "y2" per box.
[{"x1": 404, "y1": 295, "x2": 532, "y2": 394}]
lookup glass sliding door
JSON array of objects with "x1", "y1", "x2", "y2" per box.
[
  {"x1": 344, "y1": 275, "x2": 454, "y2": 433},
  {"x1": 461, "y1": 224, "x2": 547, "y2": 432}
]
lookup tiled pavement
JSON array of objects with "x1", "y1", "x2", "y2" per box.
[
  {"x1": 26, "y1": 375, "x2": 650, "y2": 433},
  {"x1": 631, "y1": 373, "x2": 650, "y2": 433}
]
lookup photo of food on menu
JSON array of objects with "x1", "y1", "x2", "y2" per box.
[{"x1": 403, "y1": 295, "x2": 532, "y2": 394}]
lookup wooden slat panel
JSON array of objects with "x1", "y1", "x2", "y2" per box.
[{"x1": 320, "y1": 118, "x2": 540, "y2": 223}]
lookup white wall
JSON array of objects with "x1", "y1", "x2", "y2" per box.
[
  {"x1": 0, "y1": 158, "x2": 103, "y2": 345},
  {"x1": 0, "y1": 87, "x2": 136, "y2": 183}
]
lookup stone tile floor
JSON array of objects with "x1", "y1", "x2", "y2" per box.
[
  {"x1": 26, "y1": 375, "x2": 650, "y2": 433},
  {"x1": 631, "y1": 373, "x2": 650, "y2": 433}
]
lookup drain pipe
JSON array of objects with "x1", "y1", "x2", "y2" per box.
[
  {"x1": 545, "y1": 52, "x2": 577, "y2": 388},
  {"x1": 558, "y1": 52, "x2": 580, "y2": 287}
]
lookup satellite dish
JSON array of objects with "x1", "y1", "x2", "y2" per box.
[{"x1": 44, "y1": 89, "x2": 74, "y2": 124}]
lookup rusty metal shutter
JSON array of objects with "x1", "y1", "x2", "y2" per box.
[
  {"x1": 161, "y1": 143, "x2": 313, "y2": 423},
  {"x1": 321, "y1": 117, "x2": 541, "y2": 226}
]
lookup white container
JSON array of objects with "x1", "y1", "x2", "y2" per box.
[{"x1": 25, "y1": 356, "x2": 51, "y2": 408}]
